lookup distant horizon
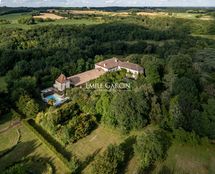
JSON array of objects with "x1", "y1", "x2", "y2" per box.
[
  {"x1": 1, "y1": 5, "x2": 215, "y2": 8},
  {"x1": 0, "y1": 0, "x2": 215, "y2": 8}
]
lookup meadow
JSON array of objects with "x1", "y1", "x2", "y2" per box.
[{"x1": 153, "y1": 142, "x2": 215, "y2": 174}]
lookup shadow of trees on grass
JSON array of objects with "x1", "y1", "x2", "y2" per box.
[{"x1": 0, "y1": 140, "x2": 38, "y2": 170}]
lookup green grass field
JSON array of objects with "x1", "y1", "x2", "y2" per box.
[
  {"x1": 66, "y1": 126, "x2": 124, "y2": 161},
  {"x1": 153, "y1": 142, "x2": 215, "y2": 174},
  {"x1": 124, "y1": 142, "x2": 215, "y2": 174},
  {"x1": 0, "y1": 128, "x2": 18, "y2": 152},
  {"x1": 0, "y1": 121, "x2": 70, "y2": 174},
  {"x1": 171, "y1": 13, "x2": 214, "y2": 20}
]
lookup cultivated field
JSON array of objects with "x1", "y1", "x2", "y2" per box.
[
  {"x1": 69, "y1": 10, "x2": 130, "y2": 17},
  {"x1": 0, "y1": 12, "x2": 104, "y2": 29},
  {"x1": 137, "y1": 12, "x2": 168, "y2": 17},
  {"x1": 33, "y1": 13, "x2": 65, "y2": 20},
  {"x1": 69, "y1": 10, "x2": 111, "y2": 15}
]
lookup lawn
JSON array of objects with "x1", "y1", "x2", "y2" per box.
[
  {"x1": 0, "y1": 121, "x2": 70, "y2": 174},
  {"x1": 0, "y1": 76, "x2": 7, "y2": 92},
  {"x1": 66, "y1": 126, "x2": 124, "y2": 161},
  {"x1": 0, "y1": 127, "x2": 18, "y2": 152},
  {"x1": 153, "y1": 142, "x2": 215, "y2": 174},
  {"x1": 66, "y1": 126, "x2": 125, "y2": 173}
]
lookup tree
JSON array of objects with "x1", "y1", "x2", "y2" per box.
[
  {"x1": 144, "y1": 60, "x2": 161, "y2": 86},
  {"x1": 16, "y1": 95, "x2": 39, "y2": 118},
  {"x1": 18, "y1": 17, "x2": 35, "y2": 25},
  {"x1": 107, "y1": 90, "x2": 149, "y2": 132},
  {"x1": 170, "y1": 77, "x2": 200, "y2": 130},
  {"x1": 149, "y1": 96, "x2": 162, "y2": 124},
  {"x1": 24, "y1": 99, "x2": 39, "y2": 118},
  {"x1": 134, "y1": 130, "x2": 171, "y2": 169},
  {"x1": 172, "y1": 77, "x2": 198, "y2": 97},
  {"x1": 169, "y1": 54, "x2": 192, "y2": 77},
  {"x1": 96, "y1": 92, "x2": 114, "y2": 123},
  {"x1": 92, "y1": 144, "x2": 125, "y2": 174},
  {"x1": 94, "y1": 55, "x2": 104, "y2": 63},
  {"x1": 169, "y1": 96, "x2": 184, "y2": 129},
  {"x1": 192, "y1": 98, "x2": 215, "y2": 139}
]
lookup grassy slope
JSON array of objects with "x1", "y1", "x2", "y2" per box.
[
  {"x1": 0, "y1": 122, "x2": 69, "y2": 174},
  {"x1": 154, "y1": 142, "x2": 215, "y2": 174},
  {"x1": 66, "y1": 126, "x2": 124, "y2": 161},
  {"x1": 0, "y1": 128, "x2": 18, "y2": 152},
  {"x1": 66, "y1": 126, "x2": 125, "y2": 173},
  {"x1": 125, "y1": 142, "x2": 215, "y2": 174}
]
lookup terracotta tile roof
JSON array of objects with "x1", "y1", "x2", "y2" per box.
[
  {"x1": 95, "y1": 58, "x2": 119, "y2": 70},
  {"x1": 119, "y1": 62, "x2": 144, "y2": 72},
  {"x1": 96, "y1": 58, "x2": 144, "y2": 72},
  {"x1": 68, "y1": 68, "x2": 105, "y2": 86},
  {"x1": 56, "y1": 74, "x2": 67, "y2": 84}
]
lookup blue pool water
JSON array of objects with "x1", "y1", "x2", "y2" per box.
[{"x1": 45, "y1": 94, "x2": 64, "y2": 106}]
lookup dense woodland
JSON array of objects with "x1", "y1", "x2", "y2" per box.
[{"x1": 0, "y1": 7, "x2": 215, "y2": 174}]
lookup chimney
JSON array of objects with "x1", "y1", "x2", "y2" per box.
[{"x1": 104, "y1": 63, "x2": 107, "y2": 67}]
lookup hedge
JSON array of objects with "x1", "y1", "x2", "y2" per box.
[{"x1": 22, "y1": 119, "x2": 79, "y2": 173}]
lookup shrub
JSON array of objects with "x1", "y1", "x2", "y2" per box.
[
  {"x1": 134, "y1": 130, "x2": 171, "y2": 169},
  {"x1": 92, "y1": 144, "x2": 125, "y2": 174}
]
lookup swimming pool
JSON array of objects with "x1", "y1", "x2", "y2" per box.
[{"x1": 45, "y1": 94, "x2": 65, "y2": 106}]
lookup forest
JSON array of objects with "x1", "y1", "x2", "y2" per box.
[{"x1": 0, "y1": 7, "x2": 215, "y2": 174}]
